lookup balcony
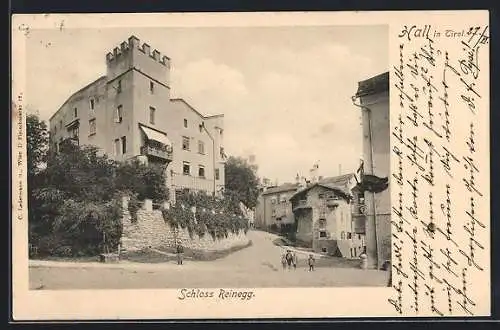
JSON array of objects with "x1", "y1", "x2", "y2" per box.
[
  {"x1": 293, "y1": 199, "x2": 312, "y2": 212},
  {"x1": 141, "y1": 145, "x2": 173, "y2": 162},
  {"x1": 325, "y1": 197, "x2": 340, "y2": 207}
]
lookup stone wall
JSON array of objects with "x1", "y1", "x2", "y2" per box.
[{"x1": 120, "y1": 198, "x2": 249, "y2": 253}]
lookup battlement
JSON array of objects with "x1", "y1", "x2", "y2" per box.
[{"x1": 105, "y1": 35, "x2": 171, "y2": 67}]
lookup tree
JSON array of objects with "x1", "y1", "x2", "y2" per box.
[
  {"x1": 224, "y1": 156, "x2": 260, "y2": 209},
  {"x1": 26, "y1": 114, "x2": 49, "y2": 176},
  {"x1": 28, "y1": 137, "x2": 171, "y2": 256},
  {"x1": 115, "y1": 160, "x2": 169, "y2": 203},
  {"x1": 43, "y1": 142, "x2": 117, "y2": 202}
]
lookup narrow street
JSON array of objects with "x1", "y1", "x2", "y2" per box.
[{"x1": 29, "y1": 231, "x2": 389, "y2": 289}]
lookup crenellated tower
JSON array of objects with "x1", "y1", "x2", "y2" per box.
[{"x1": 105, "y1": 35, "x2": 171, "y2": 90}]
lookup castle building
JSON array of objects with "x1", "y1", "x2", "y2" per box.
[{"x1": 48, "y1": 36, "x2": 226, "y2": 198}]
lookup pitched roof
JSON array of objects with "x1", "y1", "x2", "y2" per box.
[
  {"x1": 318, "y1": 173, "x2": 356, "y2": 187},
  {"x1": 50, "y1": 76, "x2": 107, "y2": 121},
  {"x1": 289, "y1": 183, "x2": 351, "y2": 202},
  {"x1": 170, "y1": 98, "x2": 224, "y2": 119},
  {"x1": 289, "y1": 173, "x2": 356, "y2": 202},
  {"x1": 261, "y1": 183, "x2": 299, "y2": 196}
]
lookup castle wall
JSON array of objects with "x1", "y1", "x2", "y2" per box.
[{"x1": 120, "y1": 198, "x2": 249, "y2": 253}]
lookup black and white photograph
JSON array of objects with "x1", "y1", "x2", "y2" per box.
[
  {"x1": 12, "y1": 10, "x2": 492, "y2": 320},
  {"x1": 23, "y1": 24, "x2": 392, "y2": 290}
]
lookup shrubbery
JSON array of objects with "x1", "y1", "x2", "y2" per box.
[
  {"x1": 161, "y1": 190, "x2": 249, "y2": 241},
  {"x1": 28, "y1": 117, "x2": 169, "y2": 256}
]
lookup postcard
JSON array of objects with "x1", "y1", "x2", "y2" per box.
[{"x1": 11, "y1": 10, "x2": 490, "y2": 320}]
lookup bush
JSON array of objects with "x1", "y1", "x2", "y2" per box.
[{"x1": 161, "y1": 191, "x2": 249, "y2": 241}]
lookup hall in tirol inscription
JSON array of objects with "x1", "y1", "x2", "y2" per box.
[{"x1": 389, "y1": 23, "x2": 490, "y2": 316}]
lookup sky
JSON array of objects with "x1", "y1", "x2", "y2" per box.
[{"x1": 25, "y1": 25, "x2": 388, "y2": 184}]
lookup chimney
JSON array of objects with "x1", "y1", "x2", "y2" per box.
[{"x1": 152, "y1": 49, "x2": 160, "y2": 60}]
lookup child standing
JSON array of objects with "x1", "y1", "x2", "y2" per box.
[
  {"x1": 281, "y1": 253, "x2": 287, "y2": 270},
  {"x1": 308, "y1": 254, "x2": 315, "y2": 271}
]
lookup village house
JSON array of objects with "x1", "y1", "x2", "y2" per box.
[
  {"x1": 289, "y1": 175, "x2": 366, "y2": 258},
  {"x1": 48, "y1": 35, "x2": 226, "y2": 201},
  {"x1": 254, "y1": 183, "x2": 299, "y2": 230}
]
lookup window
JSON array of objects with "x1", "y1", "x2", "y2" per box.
[
  {"x1": 219, "y1": 128, "x2": 223, "y2": 136},
  {"x1": 117, "y1": 80, "x2": 122, "y2": 93},
  {"x1": 54, "y1": 126, "x2": 57, "y2": 134},
  {"x1": 70, "y1": 127, "x2": 79, "y2": 139},
  {"x1": 74, "y1": 107, "x2": 78, "y2": 118},
  {"x1": 183, "y1": 162, "x2": 190, "y2": 175},
  {"x1": 114, "y1": 139, "x2": 120, "y2": 155},
  {"x1": 318, "y1": 193, "x2": 325, "y2": 199},
  {"x1": 319, "y1": 231, "x2": 327, "y2": 238},
  {"x1": 115, "y1": 105, "x2": 123, "y2": 123},
  {"x1": 199, "y1": 123, "x2": 204, "y2": 132},
  {"x1": 183, "y1": 118, "x2": 188, "y2": 128},
  {"x1": 341, "y1": 231, "x2": 346, "y2": 239},
  {"x1": 318, "y1": 219, "x2": 326, "y2": 228},
  {"x1": 182, "y1": 136, "x2": 190, "y2": 150},
  {"x1": 149, "y1": 81, "x2": 154, "y2": 93},
  {"x1": 59, "y1": 120, "x2": 62, "y2": 129},
  {"x1": 220, "y1": 147, "x2": 226, "y2": 159},
  {"x1": 198, "y1": 165, "x2": 205, "y2": 178},
  {"x1": 321, "y1": 247, "x2": 327, "y2": 253},
  {"x1": 215, "y1": 168, "x2": 220, "y2": 180},
  {"x1": 121, "y1": 136, "x2": 127, "y2": 154},
  {"x1": 198, "y1": 140, "x2": 205, "y2": 154},
  {"x1": 149, "y1": 106, "x2": 156, "y2": 125},
  {"x1": 89, "y1": 98, "x2": 95, "y2": 110},
  {"x1": 347, "y1": 232, "x2": 352, "y2": 239},
  {"x1": 89, "y1": 119, "x2": 96, "y2": 135}
]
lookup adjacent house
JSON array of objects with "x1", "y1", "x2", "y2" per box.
[
  {"x1": 289, "y1": 180, "x2": 365, "y2": 258},
  {"x1": 48, "y1": 36, "x2": 226, "y2": 199},
  {"x1": 352, "y1": 71, "x2": 391, "y2": 269},
  {"x1": 254, "y1": 183, "x2": 299, "y2": 230}
]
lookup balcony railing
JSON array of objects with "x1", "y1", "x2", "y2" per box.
[
  {"x1": 325, "y1": 197, "x2": 340, "y2": 207},
  {"x1": 141, "y1": 145, "x2": 173, "y2": 161}
]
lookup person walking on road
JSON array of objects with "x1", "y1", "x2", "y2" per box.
[
  {"x1": 285, "y1": 250, "x2": 293, "y2": 270},
  {"x1": 308, "y1": 254, "x2": 315, "y2": 271},
  {"x1": 176, "y1": 244, "x2": 184, "y2": 265},
  {"x1": 281, "y1": 252, "x2": 287, "y2": 270},
  {"x1": 292, "y1": 252, "x2": 298, "y2": 270}
]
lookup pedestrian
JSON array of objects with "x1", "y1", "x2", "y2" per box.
[
  {"x1": 308, "y1": 254, "x2": 315, "y2": 271},
  {"x1": 281, "y1": 252, "x2": 287, "y2": 270},
  {"x1": 176, "y1": 244, "x2": 184, "y2": 265},
  {"x1": 286, "y1": 250, "x2": 293, "y2": 270},
  {"x1": 292, "y1": 252, "x2": 297, "y2": 270}
]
